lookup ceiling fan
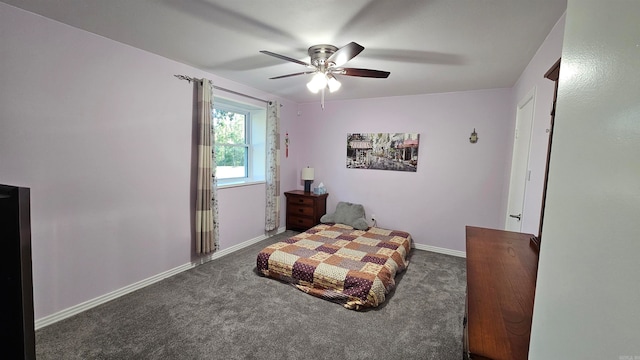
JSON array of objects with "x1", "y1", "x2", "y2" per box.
[{"x1": 260, "y1": 42, "x2": 390, "y2": 108}]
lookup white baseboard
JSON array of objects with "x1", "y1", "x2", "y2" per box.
[
  {"x1": 413, "y1": 243, "x2": 466, "y2": 258},
  {"x1": 196, "y1": 226, "x2": 286, "y2": 264},
  {"x1": 35, "y1": 226, "x2": 286, "y2": 330}
]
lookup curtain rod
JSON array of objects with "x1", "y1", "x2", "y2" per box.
[{"x1": 174, "y1": 74, "x2": 275, "y2": 105}]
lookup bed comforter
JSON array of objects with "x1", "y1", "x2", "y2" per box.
[{"x1": 257, "y1": 223, "x2": 412, "y2": 309}]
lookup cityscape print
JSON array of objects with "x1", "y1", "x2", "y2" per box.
[{"x1": 346, "y1": 133, "x2": 420, "y2": 172}]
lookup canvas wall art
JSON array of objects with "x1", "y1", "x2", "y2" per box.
[{"x1": 346, "y1": 133, "x2": 420, "y2": 172}]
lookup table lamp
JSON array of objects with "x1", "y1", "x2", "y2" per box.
[{"x1": 301, "y1": 167, "x2": 314, "y2": 193}]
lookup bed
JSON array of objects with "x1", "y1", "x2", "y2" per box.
[{"x1": 256, "y1": 223, "x2": 412, "y2": 309}]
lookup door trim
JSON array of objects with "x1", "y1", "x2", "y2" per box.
[{"x1": 505, "y1": 87, "x2": 537, "y2": 231}]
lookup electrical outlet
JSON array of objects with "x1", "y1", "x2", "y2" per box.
[{"x1": 371, "y1": 214, "x2": 376, "y2": 221}]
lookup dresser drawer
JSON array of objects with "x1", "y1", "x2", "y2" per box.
[
  {"x1": 288, "y1": 215, "x2": 315, "y2": 229},
  {"x1": 288, "y1": 196, "x2": 314, "y2": 207},
  {"x1": 288, "y1": 204, "x2": 314, "y2": 217}
]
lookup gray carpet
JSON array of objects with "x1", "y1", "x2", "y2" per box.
[{"x1": 36, "y1": 231, "x2": 467, "y2": 359}]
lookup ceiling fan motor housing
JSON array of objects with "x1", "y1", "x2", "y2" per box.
[{"x1": 308, "y1": 44, "x2": 338, "y2": 69}]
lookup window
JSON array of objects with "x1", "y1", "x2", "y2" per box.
[
  {"x1": 213, "y1": 98, "x2": 265, "y2": 186},
  {"x1": 214, "y1": 107, "x2": 249, "y2": 179}
]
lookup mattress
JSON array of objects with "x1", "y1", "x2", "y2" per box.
[{"x1": 257, "y1": 223, "x2": 412, "y2": 309}]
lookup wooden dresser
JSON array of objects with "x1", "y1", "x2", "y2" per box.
[
  {"x1": 463, "y1": 226, "x2": 539, "y2": 360},
  {"x1": 284, "y1": 190, "x2": 329, "y2": 232}
]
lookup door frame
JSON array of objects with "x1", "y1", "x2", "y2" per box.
[{"x1": 505, "y1": 87, "x2": 537, "y2": 231}]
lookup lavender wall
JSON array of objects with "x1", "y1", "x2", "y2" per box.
[
  {"x1": 295, "y1": 89, "x2": 512, "y2": 252},
  {"x1": 0, "y1": 3, "x2": 296, "y2": 320},
  {"x1": 290, "y1": 14, "x2": 567, "y2": 249}
]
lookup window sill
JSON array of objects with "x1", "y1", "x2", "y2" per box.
[{"x1": 217, "y1": 180, "x2": 266, "y2": 189}]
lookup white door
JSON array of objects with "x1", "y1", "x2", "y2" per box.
[{"x1": 505, "y1": 89, "x2": 536, "y2": 232}]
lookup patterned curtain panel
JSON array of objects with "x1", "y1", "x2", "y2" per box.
[
  {"x1": 265, "y1": 101, "x2": 281, "y2": 232},
  {"x1": 195, "y1": 79, "x2": 219, "y2": 254}
]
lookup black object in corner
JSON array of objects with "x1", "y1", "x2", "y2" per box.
[{"x1": 0, "y1": 184, "x2": 35, "y2": 360}]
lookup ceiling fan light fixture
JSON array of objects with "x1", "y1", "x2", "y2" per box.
[
  {"x1": 307, "y1": 72, "x2": 327, "y2": 93},
  {"x1": 306, "y1": 81, "x2": 320, "y2": 93},
  {"x1": 327, "y1": 75, "x2": 341, "y2": 93}
]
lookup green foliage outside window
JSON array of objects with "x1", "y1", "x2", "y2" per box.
[
  {"x1": 214, "y1": 109, "x2": 245, "y2": 145},
  {"x1": 213, "y1": 108, "x2": 248, "y2": 178}
]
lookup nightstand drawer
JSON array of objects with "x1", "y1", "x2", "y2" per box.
[
  {"x1": 288, "y1": 196, "x2": 314, "y2": 206},
  {"x1": 288, "y1": 215, "x2": 315, "y2": 229},
  {"x1": 284, "y1": 190, "x2": 329, "y2": 232},
  {"x1": 288, "y1": 204, "x2": 314, "y2": 217}
]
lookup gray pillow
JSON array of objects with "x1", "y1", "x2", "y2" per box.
[{"x1": 320, "y1": 201, "x2": 369, "y2": 230}]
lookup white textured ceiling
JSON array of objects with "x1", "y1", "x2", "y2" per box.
[{"x1": 2, "y1": 0, "x2": 566, "y2": 104}]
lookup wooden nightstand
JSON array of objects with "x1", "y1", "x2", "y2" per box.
[{"x1": 284, "y1": 190, "x2": 329, "y2": 231}]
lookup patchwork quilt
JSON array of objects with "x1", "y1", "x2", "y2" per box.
[{"x1": 257, "y1": 223, "x2": 412, "y2": 309}]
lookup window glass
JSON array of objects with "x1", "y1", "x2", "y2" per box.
[{"x1": 213, "y1": 108, "x2": 249, "y2": 179}]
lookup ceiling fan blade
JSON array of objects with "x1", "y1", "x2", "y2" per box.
[
  {"x1": 259, "y1": 50, "x2": 310, "y2": 66},
  {"x1": 327, "y1": 42, "x2": 365, "y2": 67},
  {"x1": 269, "y1": 71, "x2": 314, "y2": 79},
  {"x1": 338, "y1": 68, "x2": 390, "y2": 78}
]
